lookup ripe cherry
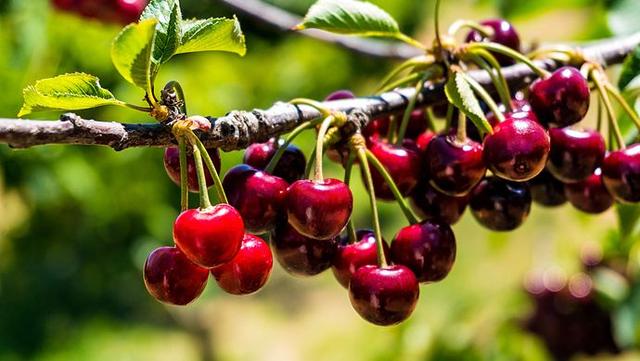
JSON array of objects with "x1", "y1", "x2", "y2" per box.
[
  {"x1": 243, "y1": 139, "x2": 306, "y2": 184},
  {"x1": 324, "y1": 89, "x2": 356, "y2": 101},
  {"x1": 222, "y1": 164, "x2": 289, "y2": 234},
  {"x1": 366, "y1": 138, "x2": 422, "y2": 201},
  {"x1": 349, "y1": 265, "x2": 419, "y2": 326},
  {"x1": 390, "y1": 220, "x2": 457, "y2": 283},
  {"x1": 415, "y1": 130, "x2": 436, "y2": 152},
  {"x1": 143, "y1": 246, "x2": 209, "y2": 305},
  {"x1": 483, "y1": 115, "x2": 550, "y2": 182},
  {"x1": 332, "y1": 229, "x2": 390, "y2": 289},
  {"x1": 115, "y1": 0, "x2": 147, "y2": 24},
  {"x1": 465, "y1": 19, "x2": 521, "y2": 65},
  {"x1": 601, "y1": 144, "x2": 640, "y2": 203},
  {"x1": 286, "y1": 178, "x2": 353, "y2": 240},
  {"x1": 173, "y1": 205, "x2": 244, "y2": 268},
  {"x1": 529, "y1": 169, "x2": 567, "y2": 207},
  {"x1": 470, "y1": 177, "x2": 532, "y2": 231},
  {"x1": 410, "y1": 182, "x2": 469, "y2": 225},
  {"x1": 425, "y1": 134, "x2": 486, "y2": 196},
  {"x1": 211, "y1": 234, "x2": 273, "y2": 295},
  {"x1": 529, "y1": 66, "x2": 590, "y2": 127},
  {"x1": 564, "y1": 169, "x2": 614, "y2": 214},
  {"x1": 547, "y1": 128, "x2": 605, "y2": 183},
  {"x1": 164, "y1": 146, "x2": 221, "y2": 193},
  {"x1": 271, "y1": 221, "x2": 338, "y2": 276},
  {"x1": 404, "y1": 108, "x2": 430, "y2": 139}
]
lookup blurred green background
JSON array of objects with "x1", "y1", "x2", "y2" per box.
[{"x1": 1, "y1": 0, "x2": 640, "y2": 360}]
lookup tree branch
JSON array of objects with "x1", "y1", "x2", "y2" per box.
[{"x1": 2, "y1": 33, "x2": 640, "y2": 151}]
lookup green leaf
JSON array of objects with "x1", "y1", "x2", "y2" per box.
[
  {"x1": 140, "y1": 0, "x2": 182, "y2": 65},
  {"x1": 444, "y1": 72, "x2": 492, "y2": 134},
  {"x1": 111, "y1": 18, "x2": 157, "y2": 92},
  {"x1": 18, "y1": 73, "x2": 124, "y2": 117},
  {"x1": 619, "y1": 46, "x2": 640, "y2": 90},
  {"x1": 177, "y1": 17, "x2": 246, "y2": 56}
]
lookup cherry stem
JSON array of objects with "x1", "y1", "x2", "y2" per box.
[
  {"x1": 377, "y1": 55, "x2": 434, "y2": 93},
  {"x1": 425, "y1": 107, "x2": 437, "y2": 131},
  {"x1": 467, "y1": 42, "x2": 550, "y2": 78},
  {"x1": 264, "y1": 119, "x2": 320, "y2": 174},
  {"x1": 448, "y1": 20, "x2": 494, "y2": 37},
  {"x1": 191, "y1": 145, "x2": 212, "y2": 209},
  {"x1": 468, "y1": 49, "x2": 512, "y2": 112},
  {"x1": 605, "y1": 84, "x2": 640, "y2": 131},
  {"x1": 344, "y1": 151, "x2": 358, "y2": 244},
  {"x1": 597, "y1": 96, "x2": 604, "y2": 133},
  {"x1": 386, "y1": 115, "x2": 398, "y2": 142},
  {"x1": 314, "y1": 115, "x2": 335, "y2": 181},
  {"x1": 357, "y1": 147, "x2": 388, "y2": 268},
  {"x1": 378, "y1": 73, "x2": 422, "y2": 94},
  {"x1": 591, "y1": 70, "x2": 625, "y2": 149},
  {"x1": 365, "y1": 149, "x2": 420, "y2": 225},
  {"x1": 396, "y1": 76, "x2": 427, "y2": 145},
  {"x1": 434, "y1": 0, "x2": 443, "y2": 54},
  {"x1": 178, "y1": 136, "x2": 189, "y2": 212},
  {"x1": 394, "y1": 33, "x2": 427, "y2": 50},
  {"x1": 290, "y1": 98, "x2": 332, "y2": 117},
  {"x1": 456, "y1": 111, "x2": 467, "y2": 143},
  {"x1": 188, "y1": 132, "x2": 229, "y2": 203}
]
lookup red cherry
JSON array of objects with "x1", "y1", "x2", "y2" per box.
[
  {"x1": 324, "y1": 89, "x2": 356, "y2": 101},
  {"x1": 349, "y1": 265, "x2": 419, "y2": 326},
  {"x1": 332, "y1": 229, "x2": 389, "y2": 289},
  {"x1": 410, "y1": 182, "x2": 469, "y2": 225},
  {"x1": 529, "y1": 66, "x2": 590, "y2": 127},
  {"x1": 286, "y1": 178, "x2": 353, "y2": 240},
  {"x1": 415, "y1": 131, "x2": 436, "y2": 152},
  {"x1": 271, "y1": 221, "x2": 338, "y2": 276},
  {"x1": 529, "y1": 169, "x2": 567, "y2": 207},
  {"x1": 366, "y1": 138, "x2": 422, "y2": 201},
  {"x1": 143, "y1": 246, "x2": 209, "y2": 305},
  {"x1": 243, "y1": 139, "x2": 306, "y2": 184},
  {"x1": 173, "y1": 205, "x2": 244, "y2": 268},
  {"x1": 465, "y1": 19, "x2": 521, "y2": 65},
  {"x1": 163, "y1": 146, "x2": 221, "y2": 193},
  {"x1": 601, "y1": 144, "x2": 640, "y2": 203},
  {"x1": 426, "y1": 134, "x2": 486, "y2": 196},
  {"x1": 115, "y1": 0, "x2": 147, "y2": 24},
  {"x1": 547, "y1": 128, "x2": 605, "y2": 183},
  {"x1": 470, "y1": 177, "x2": 532, "y2": 231},
  {"x1": 565, "y1": 169, "x2": 614, "y2": 214},
  {"x1": 211, "y1": 234, "x2": 273, "y2": 295}
]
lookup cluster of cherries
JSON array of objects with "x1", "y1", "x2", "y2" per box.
[{"x1": 51, "y1": 0, "x2": 147, "y2": 24}]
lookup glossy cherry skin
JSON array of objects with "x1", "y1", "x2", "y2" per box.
[
  {"x1": 223, "y1": 164, "x2": 289, "y2": 234},
  {"x1": 390, "y1": 220, "x2": 456, "y2": 283},
  {"x1": 211, "y1": 234, "x2": 273, "y2": 295},
  {"x1": 483, "y1": 116, "x2": 550, "y2": 182},
  {"x1": 548, "y1": 128, "x2": 605, "y2": 183},
  {"x1": 363, "y1": 109, "x2": 428, "y2": 140},
  {"x1": 332, "y1": 229, "x2": 390, "y2": 289},
  {"x1": 143, "y1": 246, "x2": 209, "y2": 306},
  {"x1": 415, "y1": 130, "x2": 436, "y2": 153},
  {"x1": 564, "y1": 169, "x2": 614, "y2": 214},
  {"x1": 164, "y1": 146, "x2": 221, "y2": 193},
  {"x1": 271, "y1": 221, "x2": 338, "y2": 276},
  {"x1": 366, "y1": 138, "x2": 422, "y2": 200},
  {"x1": 405, "y1": 108, "x2": 430, "y2": 139},
  {"x1": 115, "y1": 0, "x2": 147, "y2": 24},
  {"x1": 173, "y1": 205, "x2": 244, "y2": 268},
  {"x1": 349, "y1": 265, "x2": 419, "y2": 326},
  {"x1": 529, "y1": 169, "x2": 567, "y2": 207},
  {"x1": 325, "y1": 89, "x2": 356, "y2": 101},
  {"x1": 426, "y1": 134, "x2": 486, "y2": 196},
  {"x1": 529, "y1": 66, "x2": 590, "y2": 127},
  {"x1": 470, "y1": 177, "x2": 532, "y2": 231},
  {"x1": 243, "y1": 139, "x2": 306, "y2": 184},
  {"x1": 465, "y1": 19, "x2": 521, "y2": 65},
  {"x1": 410, "y1": 182, "x2": 470, "y2": 225},
  {"x1": 601, "y1": 144, "x2": 640, "y2": 203},
  {"x1": 286, "y1": 178, "x2": 353, "y2": 240}
]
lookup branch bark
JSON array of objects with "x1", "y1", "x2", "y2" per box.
[{"x1": 2, "y1": 33, "x2": 640, "y2": 151}]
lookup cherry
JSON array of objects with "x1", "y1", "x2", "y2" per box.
[
  {"x1": 366, "y1": 138, "x2": 422, "y2": 201},
  {"x1": 286, "y1": 178, "x2": 353, "y2": 240},
  {"x1": 390, "y1": 220, "x2": 457, "y2": 283},
  {"x1": 465, "y1": 19, "x2": 521, "y2": 65},
  {"x1": 363, "y1": 116, "x2": 390, "y2": 140},
  {"x1": 243, "y1": 138, "x2": 306, "y2": 184},
  {"x1": 115, "y1": 0, "x2": 147, "y2": 24},
  {"x1": 601, "y1": 144, "x2": 640, "y2": 203},
  {"x1": 163, "y1": 146, "x2": 221, "y2": 193},
  {"x1": 143, "y1": 246, "x2": 209, "y2": 305},
  {"x1": 470, "y1": 177, "x2": 532, "y2": 231},
  {"x1": 410, "y1": 182, "x2": 469, "y2": 225},
  {"x1": 415, "y1": 130, "x2": 436, "y2": 152},
  {"x1": 564, "y1": 169, "x2": 614, "y2": 214},
  {"x1": 404, "y1": 108, "x2": 430, "y2": 139},
  {"x1": 271, "y1": 221, "x2": 338, "y2": 276},
  {"x1": 547, "y1": 128, "x2": 605, "y2": 183},
  {"x1": 425, "y1": 134, "x2": 486, "y2": 196},
  {"x1": 363, "y1": 110, "x2": 428, "y2": 140},
  {"x1": 529, "y1": 169, "x2": 567, "y2": 207},
  {"x1": 324, "y1": 89, "x2": 356, "y2": 101},
  {"x1": 349, "y1": 265, "x2": 419, "y2": 326},
  {"x1": 211, "y1": 234, "x2": 273, "y2": 295},
  {"x1": 529, "y1": 66, "x2": 590, "y2": 127},
  {"x1": 173, "y1": 205, "x2": 244, "y2": 268},
  {"x1": 483, "y1": 115, "x2": 550, "y2": 182},
  {"x1": 332, "y1": 229, "x2": 390, "y2": 289},
  {"x1": 222, "y1": 164, "x2": 289, "y2": 234}
]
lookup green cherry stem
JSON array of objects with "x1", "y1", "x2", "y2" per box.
[
  {"x1": 191, "y1": 145, "x2": 213, "y2": 209},
  {"x1": 605, "y1": 83, "x2": 640, "y2": 131},
  {"x1": 264, "y1": 119, "x2": 321, "y2": 174},
  {"x1": 456, "y1": 111, "x2": 467, "y2": 143},
  {"x1": 386, "y1": 115, "x2": 398, "y2": 142},
  {"x1": 178, "y1": 136, "x2": 189, "y2": 212},
  {"x1": 425, "y1": 107, "x2": 437, "y2": 131},
  {"x1": 290, "y1": 98, "x2": 332, "y2": 117},
  {"x1": 591, "y1": 70, "x2": 625, "y2": 149},
  {"x1": 188, "y1": 132, "x2": 229, "y2": 204},
  {"x1": 378, "y1": 73, "x2": 422, "y2": 94},
  {"x1": 469, "y1": 48, "x2": 513, "y2": 112},
  {"x1": 466, "y1": 42, "x2": 550, "y2": 78},
  {"x1": 597, "y1": 96, "x2": 603, "y2": 133},
  {"x1": 396, "y1": 77, "x2": 427, "y2": 145},
  {"x1": 448, "y1": 20, "x2": 494, "y2": 37},
  {"x1": 377, "y1": 55, "x2": 434, "y2": 93},
  {"x1": 344, "y1": 151, "x2": 358, "y2": 244},
  {"x1": 314, "y1": 115, "x2": 335, "y2": 181},
  {"x1": 394, "y1": 33, "x2": 427, "y2": 50}
]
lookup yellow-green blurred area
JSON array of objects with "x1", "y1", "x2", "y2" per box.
[{"x1": 1, "y1": 0, "x2": 640, "y2": 360}]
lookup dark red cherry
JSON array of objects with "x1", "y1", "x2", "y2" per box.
[
  {"x1": 324, "y1": 89, "x2": 356, "y2": 101},
  {"x1": 426, "y1": 134, "x2": 486, "y2": 196},
  {"x1": 465, "y1": 19, "x2": 521, "y2": 65},
  {"x1": 349, "y1": 265, "x2": 419, "y2": 326},
  {"x1": 483, "y1": 115, "x2": 550, "y2": 181},
  {"x1": 243, "y1": 139, "x2": 306, "y2": 184},
  {"x1": 332, "y1": 229, "x2": 389, "y2": 289},
  {"x1": 415, "y1": 130, "x2": 436, "y2": 152},
  {"x1": 470, "y1": 177, "x2": 532, "y2": 231},
  {"x1": 390, "y1": 220, "x2": 456, "y2": 283},
  {"x1": 405, "y1": 108, "x2": 430, "y2": 139},
  {"x1": 601, "y1": 144, "x2": 640, "y2": 203},
  {"x1": 222, "y1": 164, "x2": 289, "y2": 234},
  {"x1": 410, "y1": 182, "x2": 469, "y2": 225},
  {"x1": 115, "y1": 0, "x2": 147, "y2": 24},
  {"x1": 366, "y1": 138, "x2": 422, "y2": 201},
  {"x1": 143, "y1": 246, "x2": 209, "y2": 305},
  {"x1": 286, "y1": 178, "x2": 353, "y2": 240},
  {"x1": 363, "y1": 116, "x2": 391, "y2": 140},
  {"x1": 529, "y1": 66, "x2": 590, "y2": 127},
  {"x1": 173, "y1": 205, "x2": 244, "y2": 268},
  {"x1": 547, "y1": 128, "x2": 605, "y2": 183},
  {"x1": 52, "y1": 0, "x2": 77, "y2": 11},
  {"x1": 211, "y1": 234, "x2": 273, "y2": 295},
  {"x1": 529, "y1": 169, "x2": 567, "y2": 207},
  {"x1": 565, "y1": 169, "x2": 614, "y2": 214},
  {"x1": 163, "y1": 146, "x2": 221, "y2": 193},
  {"x1": 271, "y1": 221, "x2": 338, "y2": 276}
]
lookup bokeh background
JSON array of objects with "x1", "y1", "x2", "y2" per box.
[{"x1": 1, "y1": 0, "x2": 640, "y2": 360}]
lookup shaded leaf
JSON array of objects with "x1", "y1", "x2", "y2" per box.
[
  {"x1": 111, "y1": 19, "x2": 157, "y2": 91},
  {"x1": 177, "y1": 17, "x2": 246, "y2": 56},
  {"x1": 140, "y1": 0, "x2": 182, "y2": 65},
  {"x1": 619, "y1": 46, "x2": 640, "y2": 90}
]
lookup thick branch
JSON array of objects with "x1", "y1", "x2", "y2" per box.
[{"x1": 2, "y1": 33, "x2": 640, "y2": 151}]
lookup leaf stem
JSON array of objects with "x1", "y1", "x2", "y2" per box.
[
  {"x1": 124, "y1": 103, "x2": 154, "y2": 112},
  {"x1": 394, "y1": 33, "x2": 427, "y2": 50},
  {"x1": 356, "y1": 147, "x2": 387, "y2": 268}
]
